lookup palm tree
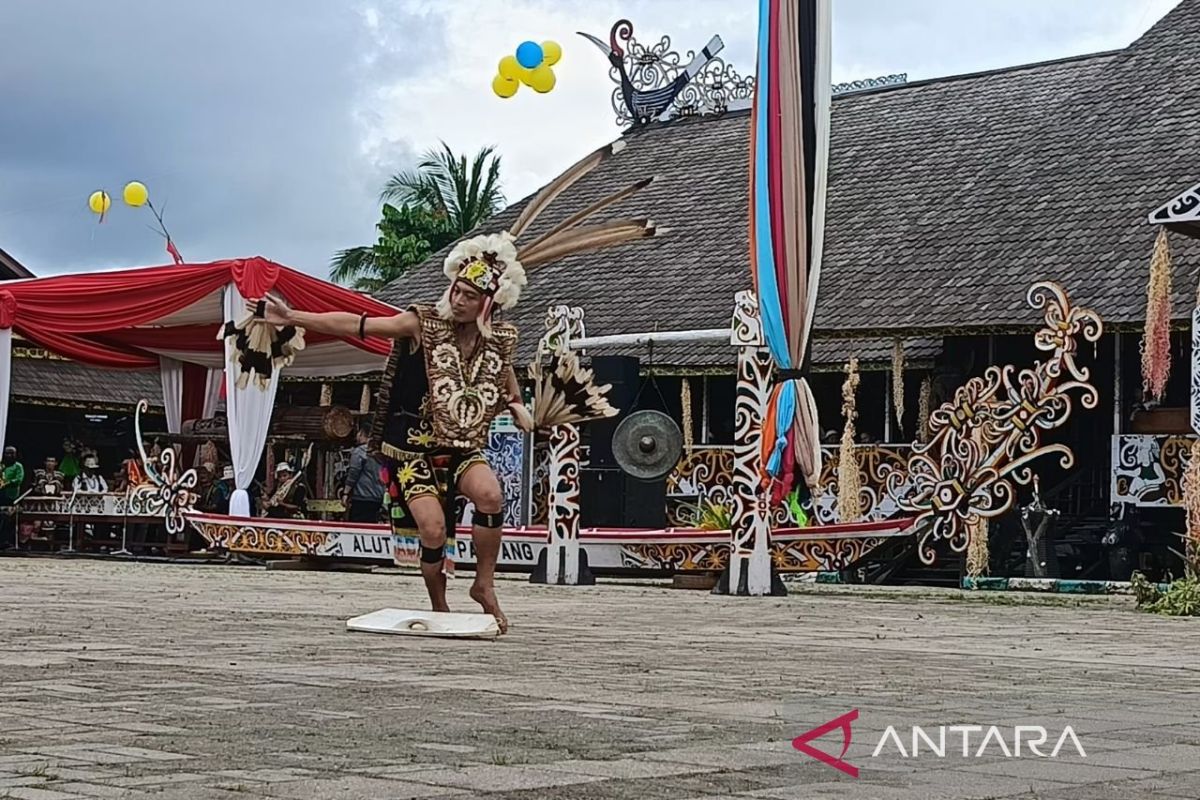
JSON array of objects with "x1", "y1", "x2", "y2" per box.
[
  {"x1": 331, "y1": 143, "x2": 505, "y2": 290},
  {"x1": 380, "y1": 142, "x2": 505, "y2": 237}
]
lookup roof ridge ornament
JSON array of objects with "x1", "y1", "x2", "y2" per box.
[
  {"x1": 1148, "y1": 181, "x2": 1200, "y2": 228},
  {"x1": 831, "y1": 73, "x2": 908, "y2": 95},
  {"x1": 578, "y1": 19, "x2": 754, "y2": 127}
]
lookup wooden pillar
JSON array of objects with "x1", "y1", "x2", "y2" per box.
[
  {"x1": 715, "y1": 290, "x2": 782, "y2": 596},
  {"x1": 531, "y1": 305, "x2": 592, "y2": 586}
]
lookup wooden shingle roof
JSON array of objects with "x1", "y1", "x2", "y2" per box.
[{"x1": 10, "y1": 354, "x2": 162, "y2": 411}]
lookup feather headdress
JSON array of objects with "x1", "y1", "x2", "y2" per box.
[{"x1": 438, "y1": 140, "x2": 662, "y2": 338}]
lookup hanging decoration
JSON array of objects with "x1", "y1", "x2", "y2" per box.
[
  {"x1": 1140, "y1": 227, "x2": 1173, "y2": 401},
  {"x1": 751, "y1": 0, "x2": 832, "y2": 504},
  {"x1": 891, "y1": 339, "x2": 905, "y2": 436},
  {"x1": 1181, "y1": 440, "x2": 1200, "y2": 578},
  {"x1": 917, "y1": 374, "x2": 932, "y2": 444},
  {"x1": 966, "y1": 514, "x2": 989, "y2": 577},
  {"x1": 836, "y1": 356, "x2": 862, "y2": 523},
  {"x1": 1186, "y1": 270, "x2": 1200, "y2": 578},
  {"x1": 218, "y1": 300, "x2": 307, "y2": 391},
  {"x1": 493, "y1": 39, "x2": 562, "y2": 98},
  {"x1": 681, "y1": 378, "x2": 694, "y2": 449},
  {"x1": 359, "y1": 383, "x2": 372, "y2": 415}
]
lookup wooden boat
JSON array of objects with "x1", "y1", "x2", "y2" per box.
[{"x1": 185, "y1": 510, "x2": 914, "y2": 574}]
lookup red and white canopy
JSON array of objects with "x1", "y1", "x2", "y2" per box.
[
  {"x1": 0, "y1": 256, "x2": 396, "y2": 373},
  {"x1": 0, "y1": 256, "x2": 400, "y2": 516}
]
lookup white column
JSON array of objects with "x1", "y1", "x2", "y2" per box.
[{"x1": 222, "y1": 283, "x2": 281, "y2": 517}]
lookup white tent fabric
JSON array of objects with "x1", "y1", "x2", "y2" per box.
[
  {"x1": 0, "y1": 329, "x2": 10, "y2": 452},
  {"x1": 145, "y1": 340, "x2": 386, "y2": 376},
  {"x1": 159, "y1": 356, "x2": 184, "y2": 434},
  {"x1": 0, "y1": 258, "x2": 398, "y2": 495},
  {"x1": 203, "y1": 368, "x2": 222, "y2": 419},
  {"x1": 221, "y1": 283, "x2": 281, "y2": 517}
]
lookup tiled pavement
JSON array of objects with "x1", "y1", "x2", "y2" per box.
[{"x1": 0, "y1": 558, "x2": 1198, "y2": 799}]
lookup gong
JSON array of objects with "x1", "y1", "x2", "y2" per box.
[{"x1": 612, "y1": 410, "x2": 683, "y2": 481}]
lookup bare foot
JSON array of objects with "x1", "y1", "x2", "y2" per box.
[{"x1": 469, "y1": 582, "x2": 509, "y2": 634}]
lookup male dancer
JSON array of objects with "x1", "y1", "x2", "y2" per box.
[
  {"x1": 258, "y1": 252, "x2": 528, "y2": 632},
  {"x1": 255, "y1": 142, "x2": 660, "y2": 634}
]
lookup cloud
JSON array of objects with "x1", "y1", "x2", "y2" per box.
[
  {"x1": 0, "y1": 0, "x2": 1180, "y2": 278},
  {"x1": 0, "y1": 0, "x2": 436, "y2": 275}
]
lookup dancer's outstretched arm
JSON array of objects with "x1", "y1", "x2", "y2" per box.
[{"x1": 251, "y1": 296, "x2": 418, "y2": 340}]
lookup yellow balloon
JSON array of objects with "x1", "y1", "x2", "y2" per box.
[
  {"x1": 88, "y1": 190, "x2": 111, "y2": 215},
  {"x1": 492, "y1": 74, "x2": 519, "y2": 98},
  {"x1": 498, "y1": 55, "x2": 522, "y2": 81},
  {"x1": 123, "y1": 180, "x2": 149, "y2": 207},
  {"x1": 541, "y1": 41, "x2": 562, "y2": 66},
  {"x1": 528, "y1": 65, "x2": 556, "y2": 93},
  {"x1": 518, "y1": 66, "x2": 536, "y2": 86}
]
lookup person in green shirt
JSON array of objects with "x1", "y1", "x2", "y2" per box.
[
  {"x1": 0, "y1": 447, "x2": 24, "y2": 504},
  {"x1": 0, "y1": 446, "x2": 24, "y2": 549}
]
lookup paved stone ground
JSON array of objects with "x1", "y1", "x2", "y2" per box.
[{"x1": 0, "y1": 558, "x2": 1198, "y2": 799}]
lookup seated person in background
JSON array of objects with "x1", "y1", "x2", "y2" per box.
[
  {"x1": 34, "y1": 456, "x2": 66, "y2": 496},
  {"x1": 73, "y1": 456, "x2": 108, "y2": 493},
  {"x1": 121, "y1": 448, "x2": 146, "y2": 487},
  {"x1": 194, "y1": 465, "x2": 218, "y2": 512},
  {"x1": 262, "y1": 462, "x2": 308, "y2": 519},
  {"x1": 60, "y1": 439, "x2": 82, "y2": 484},
  {"x1": 214, "y1": 466, "x2": 235, "y2": 515}
]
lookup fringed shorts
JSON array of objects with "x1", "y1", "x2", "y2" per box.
[{"x1": 381, "y1": 449, "x2": 488, "y2": 574}]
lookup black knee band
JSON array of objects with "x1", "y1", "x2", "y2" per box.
[
  {"x1": 476, "y1": 510, "x2": 503, "y2": 528},
  {"x1": 420, "y1": 544, "x2": 444, "y2": 564}
]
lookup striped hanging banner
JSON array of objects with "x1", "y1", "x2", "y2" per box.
[{"x1": 749, "y1": 0, "x2": 831, "y2": 500}]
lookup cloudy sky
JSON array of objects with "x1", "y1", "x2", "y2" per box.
[{"x1": 0, "y1": 0, "x2": 1180, "y2": 278}]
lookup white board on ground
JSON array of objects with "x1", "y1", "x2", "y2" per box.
[{"x1": 346, "y1": 608, "x2": 500, "y2": 639}]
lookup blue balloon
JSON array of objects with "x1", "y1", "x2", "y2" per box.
[{"x1": 516, "y1": 41, "x2": 544, "y2": 69}]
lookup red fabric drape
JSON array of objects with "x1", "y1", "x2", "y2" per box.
[
  {"x1": 229, "y1": 257, "x2": 279, "y2": 300},
  {"x1": 4, "y1": 256, "x2": 398, "y2": 365},
  {"x1": 17, "y1": 327, "x2": 158, "y2": 368},
  {"x1": 5, "y1": 262, "x2": 234, "y2": 333},
  {"x1": 181, "y1": 362, "x2": 208, "y2": 424},
  {"x1": 101, "y1": 324, "x2": 378, "y2": 353},
  {"x1": 274, "y1": 269, "x2": 394, "y2": 356},
  {"x1": 0, "y1": 290, "x2": 16, "y2": 329}
]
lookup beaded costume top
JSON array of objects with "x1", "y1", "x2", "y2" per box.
[{"x1": 370, "y1": 304, "x2": 516, "y2": 457}]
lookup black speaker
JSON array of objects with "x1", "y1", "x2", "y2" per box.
[
  {"x1": 580, "y1": 467, "x2": 667, "y2": 528},
  {"x1": 587, "y1": 355, "x2": 640, "y2": 466},
  {"x1": 580, "y1": 467, "x2": 624, "y2": 527},
  {"x1": 623, "y1": 474, "x2": 667, "y2": 528}
]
